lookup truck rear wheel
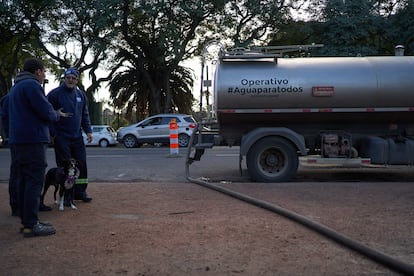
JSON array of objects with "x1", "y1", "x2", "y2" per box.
[{"x1": 246, "y1": 137, "x2": 299, "y2": 182}]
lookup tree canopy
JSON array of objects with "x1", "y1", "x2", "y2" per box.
[
  {"x1": 271, "y1": 0, "x2": 414, "y2": 56},
  {"x1": 1, "y1": 0, "x2": 413, "y2": 123}
]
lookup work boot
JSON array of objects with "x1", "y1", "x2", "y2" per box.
[
  {"x1": 75, "y1": 193, "x2": 92, "y2": 202},
  {"x1": 39, "y1": 203, "x2": 52, "y2": 211},
  {"x1": 19, "y1": 221, "x2": 53, "y2": 233},
  {"x1": 22, "y1": 222, "x2": 56, "y2": 238}
]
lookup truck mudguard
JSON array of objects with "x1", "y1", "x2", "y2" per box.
[{"x1": 240, "y1": 127, "x2": 307, "y2": 156}]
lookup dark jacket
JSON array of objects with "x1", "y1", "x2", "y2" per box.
[
  {"x1": 47, "y1": 84, "x2": 92, "y2": 139},
  {"x1": 0, "y1": 94, "x2": 9, "y2": 140},
  {"x1": 6, "y1": 71, "x2": 60, "y2": 144}
]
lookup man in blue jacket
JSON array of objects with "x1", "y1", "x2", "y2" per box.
[
  {"x1": 0, "y1": 94, "x2": 20, "y2": 216},
  {"x1": 1, "y1": 94, "x2": 54, "y2": 215},
  {"x1": 6, "y1": 58, "x2": 70, "y2": 237},
  {"x1": 48, "y1": 67, "x2": 93, "y2": 204}
]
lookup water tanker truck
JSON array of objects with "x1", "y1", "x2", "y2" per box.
[{"x1": 187, "y1": 45, "x2": 414, "y2": 182}]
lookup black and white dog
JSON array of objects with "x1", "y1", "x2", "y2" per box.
[{"x1": 41, "y1": 158, "x2": 80, "y2": 211}]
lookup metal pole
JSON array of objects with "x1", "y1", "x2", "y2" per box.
[
  {"x1": 199, "y1": 40, "x2": 224, "y2": 119},
  {"x1": 205, "y1": 66, "x2": 210, "y2": 120},
  {"x1": 199, "y1": 57, "x2": 204, "y2": 118}
]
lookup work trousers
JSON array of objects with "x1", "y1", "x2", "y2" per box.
[
  {"x1": 14, "y1": 143, "x2": 48, "y2": 228},
  {"x1": 53, "y1": 135, "x2": 88, "y2": 198},
  {"x1": 8, "y1": 144, "x2": 20, "y2": 214}
]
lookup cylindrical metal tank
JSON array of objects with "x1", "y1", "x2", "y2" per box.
[{"x1": 214, "y1": 56, "x2": 414, "y2": 110}]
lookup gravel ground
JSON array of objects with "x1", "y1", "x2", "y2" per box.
[{"x1": 1, "y1": 179, "x2": 414, "y2": 275}]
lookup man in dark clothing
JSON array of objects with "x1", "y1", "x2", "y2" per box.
[
  {"x1": 5, "y1": 58, "x2": 70, "y2": 237},
  {"x1": 0, "y1": 95, "x2": 52, "y2": 216},
  {"x1": 47, "y1": 67, "x2": 93, "y2": 203},
  {"x1": 0, "y1": 94, "x2": 20, "y2": 216}
]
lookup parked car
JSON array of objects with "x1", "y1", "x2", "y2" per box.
[
  {"x1": 117, "y1": 114, "x2": 196, "y2": 148},
  {"x1": 83, "y1": 125, "x2": 117, "y2": 147}
]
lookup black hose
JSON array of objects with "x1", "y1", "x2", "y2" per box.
[
  {"x1": 186, "y1": 176, "x2": 414, "y2": 275},
  {"x1": 185, "y1": 125, "x2": 414, "y2": 274}
]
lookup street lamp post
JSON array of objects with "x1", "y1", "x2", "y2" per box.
[{"x1": 199, "y1": 40, "x2": 224, "y2": 119}]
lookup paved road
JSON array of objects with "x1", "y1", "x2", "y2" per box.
[
  {"x1": 0, "y1": 145, "x2": 244, "y2": 183},
  {"x1": 2, "y1": 145, "x2": 414, "y2": 183}
]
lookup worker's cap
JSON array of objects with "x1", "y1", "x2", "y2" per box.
[{"x1": 64, "y1": 67, "x2": 80, "y2": 78}]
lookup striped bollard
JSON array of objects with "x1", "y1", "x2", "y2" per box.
[{"x1": 169, "y1": 118, "x2": 179, "y2": 157}]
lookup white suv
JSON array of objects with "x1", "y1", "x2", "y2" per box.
[{"x1": 117, "y1": 114, "x2": 196, "y2": 148}]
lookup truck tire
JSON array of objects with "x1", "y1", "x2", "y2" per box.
[{"x1": 246, "y1": 137, "x2": 299, "y2": 182}]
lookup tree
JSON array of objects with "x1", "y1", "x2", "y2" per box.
[
  {"x1": 268, "y1": 19, "x2": 321, "y2": 49},
  {"x1": 32, "y1": 0, "x2": 121, "y2": 101},
  {"x1": 0, "y1": 0, "x2": 51, "y2": 98},
  {"x1": 316, "y1": 0, "x2": 379, "y2": 56},
  {"x1": 383, "y1": 0, "x2": 414, "y2": 55},
  {"x1": 284, "y1": 0, "x2": 414, "y2": 56},
  {"x1": 111, "y1": 0, "x2": 223, "y2": 117},
  {"x1": 110, "y1": 0, "x2": 294, "y2": 118},
  {"x1": 208, "y1": 0, "x2": 292, "y2": 48}
]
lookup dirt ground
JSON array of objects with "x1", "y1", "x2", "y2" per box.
[{"x1": 1, "y1": 180, "x2": 414, "y2": 275}]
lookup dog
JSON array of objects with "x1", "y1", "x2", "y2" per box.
[{"x1": 41, "y1": 158, "x2": 80, "y2": 211}]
